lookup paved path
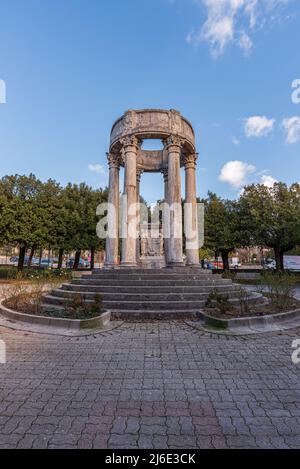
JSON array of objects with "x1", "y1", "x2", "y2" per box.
[{"x1": 0, "y1": 321, "x2": 300, "y2": 449}]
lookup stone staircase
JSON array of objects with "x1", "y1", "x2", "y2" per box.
[{"x1": 42, "y1": 268, "x2": 263, "y2": 320}]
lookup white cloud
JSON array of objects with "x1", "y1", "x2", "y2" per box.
[
  {"x1": 232, "y1": 136, "x2": 240, "y2": 145},
  {"x1": 88, "y1": 164, "x2": 106, "y2": 175},
  {"x1": 282, "y1": 116, "x2": 300, "y2": 144},
  {"x1": 219, "y1": 160, "x2": 256, "y2": 188},
  {"x1": 261, "y1": 174, "x2": 277, "y2": 187},
  {"x1": 238, "y1": 31, "x2": 253, "y2": 54},
  {"x1": 186, "y1": 0, "x2": 291, "y2": 57},
  {"x1": 244, "y1": 116, "x2": 275, "y2": 138}
]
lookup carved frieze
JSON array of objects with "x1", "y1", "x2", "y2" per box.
[{"x1": 110, "y1": 109, "x2": 195, "y2": 152}]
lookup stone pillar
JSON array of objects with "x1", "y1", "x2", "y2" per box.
[
  {"x1": 162, "y1": 168, "x2": 170, "y2": 264},
  {"x1": 105, "y1": 153, "x2": 120, "y2": 267},
  {"x1": 165, "y1": 136, "x2": 183, "y2": 266},
  {"x1": 136, "y1": 169, "x2": 143, "y2": 263},
  {"x1": 184, "y1": 154, "x2": 200, "y2": 267},
  {"x1": 120, "y1": 136, "x2": 139, "y2": 267}
]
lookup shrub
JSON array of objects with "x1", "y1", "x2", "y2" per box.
[
  {"x1": 65, "y1": 293, "x2": 103, "y2": 319},
  {"x1": 206, "y1": 288, "x2": 234, "y2": 315},
  {"x1": 236, "y1": 286, "x2": 251, "y2": 315},
  {"x1": 259, "y1": 271, "x2": 297, "y2": 311}
]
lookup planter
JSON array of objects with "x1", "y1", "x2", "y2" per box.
[
  {"x1": 198, "y1": 307, "x2": 300, "y2": 331},
  {"x1": 0, "y1": 299, "x2": 110, "y2": 331}
]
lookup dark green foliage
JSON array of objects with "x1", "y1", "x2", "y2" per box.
[
  {"x1": 239, "y1": 183, "x2": 300, "y2": 271},
  {"x1": 0, "y1": 174, "x2": 108, "y2": 271},
  {"x1": 205, "y1": 288, "x2": 234, "y2": 314}
]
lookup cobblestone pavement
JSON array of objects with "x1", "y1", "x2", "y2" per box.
[{"x1": 0, "y1": 322, "x2": 300, "y2": 449}]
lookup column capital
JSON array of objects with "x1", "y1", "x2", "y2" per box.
[
  {"x1": 120, "y1": 135, "x2": 140, "y2": 151},
  {"x1": 164, "y1": 135, "x2": 183, "y2": 151},
  {"x1": 183, "y1": 153, "x2": 198, "y2": 170},
  {"x1": 107, "y1": 152, "x2": 121, "y2": 169}
]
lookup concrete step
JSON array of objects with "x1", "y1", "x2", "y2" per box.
[
  {"x1": 40, "y1": 303, "x2": 203, "y2": 320},
  {"x1": 52, "y1": 289, "x2": 240, "y2": 302},
  {"x1": 88, "y1": 274, "x2": 215, "y2": 282},
  {"x1": 71, "y1": 279, "x2": 232, "y2": 287},
  {"x1": 43, "y1": 295, "x2": 208, "y2": 310},
  {"x1": 61, "y1": 283, "x2": 239, "y2": 294},
  {"x1": 43, "y1": 293, "x2": 262, "y2": 311},
  {"x1": 92, "y1": 268, "x2": 212, "y2": 275}
]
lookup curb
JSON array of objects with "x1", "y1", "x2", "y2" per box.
[
  {"x1": 0, "y1": 299, "x2": 111, "y2": 331},
  {"x1": 184, "y1": 305, "x2": 300, "y2": 336}
]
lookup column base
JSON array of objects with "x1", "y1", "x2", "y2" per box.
[
  {"x1": 186, "y1": 263, "x2": 201, "y2": 268},
  {"x1": 120, "y1": 262, "x2": 138, "y2": 269},
  {"x1": 104, "y1": 263, "x2": 119, "y2": 269},
  {"x1": 167, "y1": 261, "x2": 184, "y2": 268}
]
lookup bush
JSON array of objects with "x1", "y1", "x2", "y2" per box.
[
  {"x1": 0, "y1": 267, "x2": 15, "y2": 279},
  {"x1": 64, "y1": 293, "x2": 103, "y2": 319},
  {"x1": 258, "y1": 271, "x2": 297, "y2": 311},
  {"x1": 206, "y1": 288, "x2": 234, "y2": 315},
  {"x1": 236, "y1": 286, "x2": 251, "y2": 315},
  {"x1": 1, "y1": 267, "x2": 72, "y2": 281},
  {"x1": 2, "y1": 275, "x2": 70, "y2": 314}
]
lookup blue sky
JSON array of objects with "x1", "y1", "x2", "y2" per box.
[{"x1": 0, "y1": 0, "x2": 299, "y2": 203}]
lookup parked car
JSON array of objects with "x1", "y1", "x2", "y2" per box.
[
  {"x1": 66, "y1": 258, "x2": 90, "y2": 269},
  {"x1": 263, "y1": 259, "x2": 276, "y2": 270},
  {"x1": 10, "y1": 256, "x2": 18, "y2": 264},
  {"x1": 38, "y1": 259, "x2": 54, "y2": 269},
  {"x1": 31, "y1": 258, "x2": 40, "y2": 266},
  {"x1": 10, "y1": 256, "x2": 30, "y2": 266}
]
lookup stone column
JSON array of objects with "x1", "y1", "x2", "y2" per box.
[
  {"x1": 105, "y1": 153, "x2": 120, "y2": 267},
  {"x1": 161, "y1": 168, "x2": 170, "y2": 264},
  {"x1": 120, "y1": 136, "x2": 139, "y2": 267},
  {"x1": 165, "y1": 136, "x2": 184, "y2": 266},
  {"x1": 184, "y1": 154, "x2": 200, "y2": 267},
  {"x1": 136, "y1": 169, "x2": 143, "y2": 263}
]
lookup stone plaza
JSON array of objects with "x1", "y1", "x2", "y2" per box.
[{"x1": 0, "y1": 322, "x2": 300, "y2": 449}]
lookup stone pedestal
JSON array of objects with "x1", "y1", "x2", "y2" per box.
[{"x1": 139, "y1": 223, "x2": 166, "y2": 269}]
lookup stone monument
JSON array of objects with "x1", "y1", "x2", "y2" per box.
[{"x1": 105, "y1": 109, "x2": 199, "y2": 268}]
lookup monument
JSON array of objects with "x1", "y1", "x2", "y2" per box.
[
  {"x1": 105, "y1": 109, "x2": 200, "y2": 268},
  {"x1": 42, "y1": 109, "x2": 264, "y2": 318}
]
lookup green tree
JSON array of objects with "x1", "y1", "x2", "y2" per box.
[
  {"x1": 204, "y1": 193, "x2": 240, "y2": 271},
  {"x1": 238, "y1": 183, "x2": 300, "y2": 271},
  {"x1": 60, "y1": 183, "x2": 108, "y2": 270},
  {"x1": 0, "y1": 174, "x2": 44, "y2": 270}
]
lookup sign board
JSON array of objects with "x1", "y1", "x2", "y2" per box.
[{"x1": 284, "y1": 256, "x2": 300, "y2": 271}]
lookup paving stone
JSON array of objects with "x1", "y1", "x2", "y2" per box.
[{"x1": 0, "y1": 322, "x2": 300, "y2": 448}]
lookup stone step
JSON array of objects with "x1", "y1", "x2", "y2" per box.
[
  {"x1": 43, "y1": 295, "x2": 208, "y2": 310},
  {"x1": 52, "y1": 289, "x2": 240, "y2": 302},
  {"x1": 71, "y1": 279, "x2": 232, "y2": 287},
  {"x1": 93, "y1": 268, "x2": 212, "y2": 275},
  {"x1": 40, "y1": 303, "x2": 202, "y2": 320},
  {"x1": 88, "y1": 275, "x2": 216, "y2": 281},
  {"x1": 43, "y1": 293, "x2": 261, "y2": 311},
  {"x1": 61, "y1": 283, "x2": 239, "y2": 294}
]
